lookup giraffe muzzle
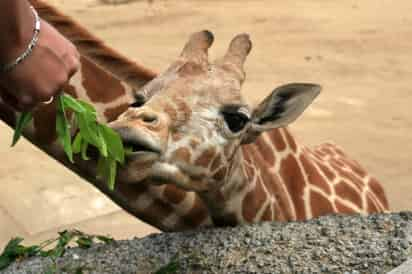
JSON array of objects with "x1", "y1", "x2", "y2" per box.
[{"x1": 111, "y1": 126, "x2": 163, "y2": 159}]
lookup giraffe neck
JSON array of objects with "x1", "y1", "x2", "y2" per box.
[
  {"x1": 200, "y1": 127, "x2": 389, "y2": 226},
  {"x1": 199, "y1": 128, "x2": 297, "y2": 225}
]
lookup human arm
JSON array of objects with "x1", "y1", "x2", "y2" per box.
[{"x1": 0, "y1": 0, "x2": 80, "y2": 111}]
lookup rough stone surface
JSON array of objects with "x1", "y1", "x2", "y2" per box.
[
  {"x1": 3, "y1": 212, "x2": 412, "y2": 274},
  {"x1": 388, "y1": 259, "x2": 412, "y2": 274}
]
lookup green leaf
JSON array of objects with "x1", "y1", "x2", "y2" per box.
[
  {"x1": 99, "y1": 124, "x2": 124, "y2": 163},
  {"x1": 22, "y1": 245, "x2": 40, "y2": 257},
  {"x1": 0, "y1": 230, "x2": 116, "y2": 270},
  {"x1": 96, "y1": 155, "x2": 106, "y2": 180},
  {"x1": 0, "y1": 255, "x2": 11, "y2": 270},
  {"x1": 11, "y1": 112, "x2": 32, "y2": 146},
  {"x1": 61, "y1": 94, "x2": 86, "y2": 113},
  {"x1": 96, "y1": 235, "x2": 114, "y2": 244},
  {"x1": 50, "y1": 230, "x2": 74, "y2": 259},
  {"x1": 81, "y1": 141, "x2": 89, "y2": 161},
  {"x1": 1, "y1": 237, "x2": 24, "y2": 256},
  {"x1": 96, "y1": 156, "x2": 117, "y2": 190},
  {"x1": 11, "y1": 94, "x2": 127, "y2": 190},
  {"x1": 107, "y1": 158, "x2": 117, "y2": 191},
  {"x1": 39, "y1": 250, "x2": 53, "y2": 257},
  {"x1": 97, "y1": 129, "x2": 108, "y2": 157},
  {"x1": 0, "y1": 237, "x2": 25, "y2": 270},
  {"x1": 72, "y1": 132, "x2": 83, "y2": 154},
  {"x1": 76, "y1": 113, "x2": 100, "y2": 149},
  {"x1": 76, "y1": 237, "x2": 93, "y2": 249},
  {"x1": 78, "y1": 100, "x2": 97, "y2": 117},
  {"x1": 56, "y1": 99, "x2": 73, "y2": 163},
  {"x1": 155, "y1": 259, "x2": 180, "y2": 274}
]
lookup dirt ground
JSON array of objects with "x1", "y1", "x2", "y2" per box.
[{"x1": 1, "y1": 0, "x2": 411, "y2": 248}]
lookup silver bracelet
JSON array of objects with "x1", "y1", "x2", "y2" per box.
[{"x1": 1, "y1": 6, "x2": 41, "y2": 73}]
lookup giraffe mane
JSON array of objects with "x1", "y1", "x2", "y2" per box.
[{"x1": 30, "y1": 0, "x2": 157, "y2": 88}]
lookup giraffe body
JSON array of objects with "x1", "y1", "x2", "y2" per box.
[{"x1": 0, "y1": 1, "x2": 388, "y2": 231}]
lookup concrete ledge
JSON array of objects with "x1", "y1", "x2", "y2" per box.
[{"x1": 4, "y1": 212, "x2": 412, "y2": 274}]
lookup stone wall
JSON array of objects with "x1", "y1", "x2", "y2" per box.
[{"x1": 4, "y1": 212, "x2": 412, "y2": 274}]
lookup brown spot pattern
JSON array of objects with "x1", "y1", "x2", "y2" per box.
[
  {"x1": 269, "y1": 129, "x2": 287, "y2": 151},
  {"x1": 368, "y1": 178, "x2": 389, "y2": 210},
  {"x1": 273, "y1": 201, "x2": 287, "y2": 221},
  {"x1": 334, "y1": 200, "x2": 356, "y2": 214},
  {"x1": 366, "y1": 195, "x2": 379, "y2": 212},
  {"x1": 172, "y1": 147, "x2": 192, "y2": 163},
  {"x1": 280, "y1": 154, "x2": 307, "y2": 220},
  {"x1": 81, "y1": 57, "x2": 126, "y2": 103},
  {"x1": 63, "y1": 83, "x2": 78, "y2": 98},
  {"x1": 314, "y1": 150, "x2": 327, "y2": 159},
  {"x1": 330, "y1": 158, "x2": 345, "y2": 168},
  {"x1": 300, "y1": 154, "x2": 332, "y2": 195},
  {"x1": 310, "y1": 190, "x2": 335, "y2": 218},
  {"x1": 164, "y1": 103, "x2": 178, "y2": 123},
  {"x1": 283, "y1": 129, "x2": 297, "y2": 152},
  {"x1": 210, "y1": 154, "x2": 223, "y2": 172},
  {"x1": 172, "y1": 132, "x2": 184, "y2": 142},
  {"x1": 242, "y1": 180, "x2": 267, "y2": 222},
  {"x1": 316, "y1": 161, "x2": 336, "y2": 181},
  {"x1": 195, "y1": 147, "x2": 216, "y2": 168},
  {"x1": 334, "y1": 165, "x2": 364, "y2": 192},
  {"x1": 189, "y1": 138, "x2": 200, "y2": 149},
  {"x1": 259, "y1": 169, "x2": 295, "y2": 221},
  {"x1": 213, "y1": 166, "x2": 228, "y2": 181},
  {"x1": 175, "y1": 97, "x2": 192, "y2": 124},
  {"x1": 142, "y1": 198, "x2": 175, "y2": 226},
  {"x1": 261, "y1": 204, "x2": 273, "y2": 221},
  {"x1": 104, "y1": 103, "x2": 129, "y2": 122},
  {"x1": 254, "y1": 135, "x2": 276, "y2": 166},
  {"x1": 183, "y1": 196, "x2": 209, "y2": 227},
  {"x1": 342, "y1": 159, "x2": 367, "y2": 178},
  {"x1": 163, "y1": 184, "x2": 186, "y2": 204},
  {"x1": 334, "y1": 181, "x2": 363, "y2": 208}
]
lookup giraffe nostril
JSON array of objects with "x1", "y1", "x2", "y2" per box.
[
  {"x1": 130, "y1": 94, "x2": 146, "y2": 108},
  {"x1": 141, "y1": 112, "x2": 158, "y2": 124}
]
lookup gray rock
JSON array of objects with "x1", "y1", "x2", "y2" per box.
[
  {"x1": 3, "y1": 212, "x2": 412, "y2": 274},
  {"x1": 388, "y1": 259, "x2": 412, "y2": 274}
]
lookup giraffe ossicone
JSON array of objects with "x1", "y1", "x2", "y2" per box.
[{"x1": 110, "y1": 30, "x2": 389, "y2": 226}]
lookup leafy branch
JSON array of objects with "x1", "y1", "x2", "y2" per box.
[
  {"x1": 0, "y1": 230, "x2": 114, "y2": 271},
  {"x1": 11, "y1": 94, "x2": 126, "y2": 190}
]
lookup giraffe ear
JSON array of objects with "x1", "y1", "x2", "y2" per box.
[{"x1": 242, "y1": 83, "x2": 321, "y2": 144}]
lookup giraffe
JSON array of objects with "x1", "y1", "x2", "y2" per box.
[
  {"x1": 0, "y1": 1, "x2": 388, "y2": 231},
  {"x1": 109, "y1": 30, "x2": 389, "y2": 226}
]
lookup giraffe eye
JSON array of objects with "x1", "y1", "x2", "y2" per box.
[{"x1": 222, "y1": 111, "x2": 250, "y2": 133}]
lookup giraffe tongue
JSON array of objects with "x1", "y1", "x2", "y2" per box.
[
  {"x1": 122, "y1": 139, "x2": 161, "y2": 154},
  {"x1": 124, "y1": 142, "x2": 149, "y2": 153}
]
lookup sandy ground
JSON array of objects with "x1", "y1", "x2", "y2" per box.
[{"x1": 1, "y1": 0, "x2": 411, "y2": 248}]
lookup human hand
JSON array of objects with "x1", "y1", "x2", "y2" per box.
[{"x1": 0, "y1": 18, "x2": 80, "y2": 111}]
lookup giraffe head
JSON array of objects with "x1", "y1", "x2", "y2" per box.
[{"x1": 110, "y1": 30, "x2": 321, "y2": 191}]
